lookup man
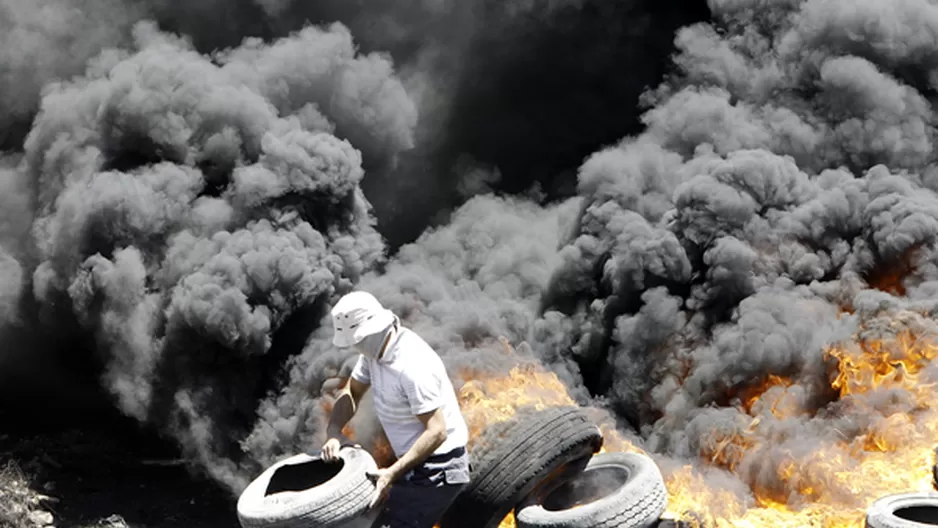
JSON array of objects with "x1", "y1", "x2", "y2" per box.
[{"x1": 321, "y1": 291, "x2": 471, "y2": 528}]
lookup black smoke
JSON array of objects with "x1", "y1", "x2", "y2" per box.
[
  {"x1": 1, "y1": 0, "x2": 709, "y2": 246},
  {"x1": 0, "y1": 0, "x2": 710, "y2": 500},
  {"x1": 18, "y1": 21, "x2": 403, "y2": 490},
  {"x1": 537, "y1": 0, "x2": 938, "y2": 519},
  {"x1": 14, "y1": 0, "x2": 934, "y2": 522}
]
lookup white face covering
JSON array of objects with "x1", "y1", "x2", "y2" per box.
[{"x1": 355, "y1": 321, "x2": 395, "y2": 359}]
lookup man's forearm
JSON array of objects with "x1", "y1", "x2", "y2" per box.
[
  {"x1": 389, "y1": 427, "x2": 447, "y2": 479},
  {"x1": 326, "y1": 392, "x2": 356, "y2": 438}
]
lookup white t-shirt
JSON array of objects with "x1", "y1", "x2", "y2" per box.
[{"x1": 350, "y1": 327, "x2": 469, "y2": 458}]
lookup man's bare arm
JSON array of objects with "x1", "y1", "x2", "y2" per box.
[
  {"x1": 326, "y1": 377, "x2": 370, "y2": 439},
  {"x1": 388, "y1": 407, "x2": 448, "y2": 479}
]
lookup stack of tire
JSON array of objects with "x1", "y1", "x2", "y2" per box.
[
  {"x1": 235, "y1": 406, "x2": 670, "y2": 528},
  {"x1": 437, "y1": 406, "x2": 669, "y2": 528}
]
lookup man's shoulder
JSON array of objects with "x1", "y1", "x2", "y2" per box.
[
  {"x1": 386, "y1": 327, "x2": 437, "y2": 358},
  {"x1": 394, "y1": 327, "x2": 437, "y2": 354},
  {"x1": 392, "y1": 329, "x2": 445, "y2": 371}
]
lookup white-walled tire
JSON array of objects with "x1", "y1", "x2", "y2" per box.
[
  {"x1": 237, "y1": 446, "x2": 377, "y2": 528},
  {"x1": 515, "y1": 452, "x2": 667, "y2": 528},
  {"x1": 866, "y1": 491, "x2": 938, "y2": 528},
  {"x1": 438, "y1": 406, "x2": 604, "y2": 528}
]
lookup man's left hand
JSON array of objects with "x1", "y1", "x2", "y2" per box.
[{"x1": 366, "y1": 467, "x2": 398, "y2": 509}]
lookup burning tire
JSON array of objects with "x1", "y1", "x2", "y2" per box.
[
  {"x1": 438, "y1": 406, "x2": 604, "y2": 528},
  {"x1": 236, "y1": 446, "x2": 377, "y2": 528},
  {"x1": 866, "y1": 491, "x2": 938, "y2": 528},
  {"x1": 514, "y1": 451, "x2": 667, "y2": 528}
]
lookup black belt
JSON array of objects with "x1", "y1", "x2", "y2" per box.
[{"x1": 425, "y1": 446, "x2": 466, "y2": 464}]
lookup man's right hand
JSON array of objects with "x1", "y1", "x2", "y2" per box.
[{"x1": 322, "y1": 437, "x2": 342, "y2": 462}]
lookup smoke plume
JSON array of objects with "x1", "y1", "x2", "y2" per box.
[
  {"x1": 1, "y1": 0, "x2": 708, "y2": 491},
  {"x1": 536, "y1": 0, "x2": 938, "y2": 514},
  {"x1": 242, "y1": 193, "x2": 586, "y2": 471},
  {"x1": 10, "y1": 0, "x2": 938, "y2": 522},
  {"x1": 13, "y1": 19, "x2": 410, "y2": 490}
]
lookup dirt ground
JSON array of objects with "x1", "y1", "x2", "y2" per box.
[{"x1": 0, "y1": 421, "x2": 237, "y2": 528}]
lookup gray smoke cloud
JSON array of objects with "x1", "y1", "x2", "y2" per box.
[
  {"x1": 0, "y1": 0, "x2": 146, "y2": 148},
  {"x1": 538, "y1": 0, "x2": 938, "y2": 520},
  {"x1": 1, "y1": 0, "x2": 709, "y2": 251},
  {"x1": 16, "y1": 20, "x2": 410, "y2": 491},
  {"x1": 243, "y1": 191, "x2": 586, "y2": 471},
  {"x1": 0, "y1": 0, "x2": 712, "y2": 500},
  {"x1": 10, "y1": 0, "x2": 938, "y2": 523},
  {"x1": 0, "y1": 153, "x2": 30, "y2": 372}
]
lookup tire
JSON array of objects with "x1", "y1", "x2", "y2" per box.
[
  {"x1": 237, "y1": 446, "x2": 377, "y2": 528},
  {"x1": 438, "y1": 406, "x2": 604, "y2": 528},
  {"x1": 514, "y1": 452, "x2": 667, "y2": 528},
  {"x1": 932, "y1": 447, "x2": 938, "y2": 492},
  {"x1": 866, "y1": 492, "x2": 938, "y2": 528}
]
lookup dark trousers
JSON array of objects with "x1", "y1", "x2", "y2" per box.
[{"x1": 370, "y1": 446, "x2": 470, "y2": 528}]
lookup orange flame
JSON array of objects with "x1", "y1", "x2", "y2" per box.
[
  {"x1": 449, "y1": 338, "x2": 643, "y2": 527},
  {"x1": 661, "y1": 316, "x2": 938, "y2": 527},
  {"x1": 441, "y1": 319, "x2": 938, "y2": 528},
  {"x1": 458, "y1": 363, "x2": 578, "y2": 448},
  {"x1": 333, "y1": 307, "x2": 938, "y2": 528}
]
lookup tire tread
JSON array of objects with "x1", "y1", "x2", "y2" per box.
[{"x1": 439, "y1": 406, "x2": 603, "y2": 528}]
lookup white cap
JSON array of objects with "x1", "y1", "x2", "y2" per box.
[{"x1": 330, "y1": 291, "x2": 396, "y2": 348}]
